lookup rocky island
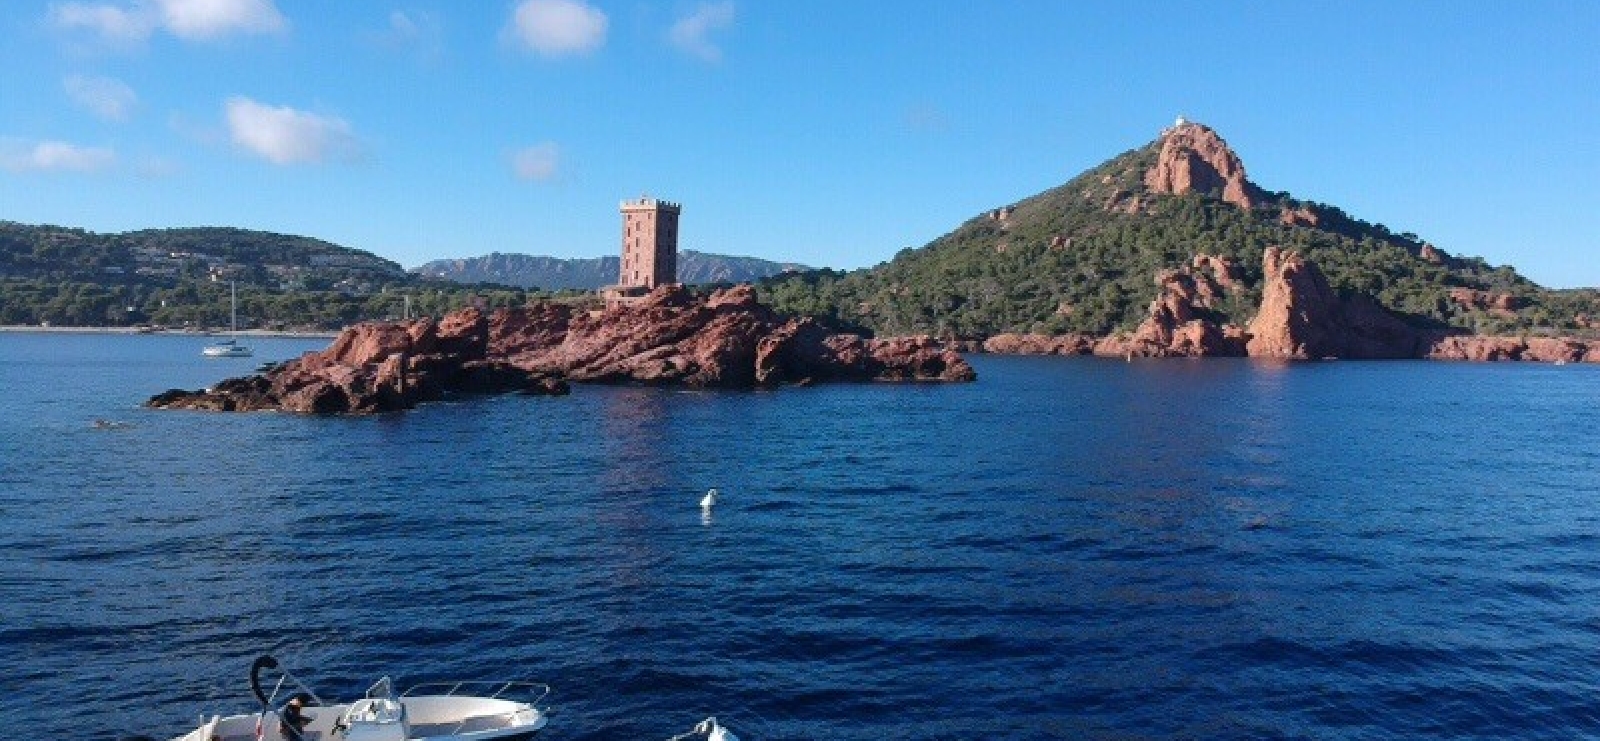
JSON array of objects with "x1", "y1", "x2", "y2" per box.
[{"x1": 147, "y1": 284, "x2": 975, "y2": 414}]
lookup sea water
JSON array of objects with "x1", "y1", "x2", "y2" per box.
[{"x1": 2, "y1": 333, "x2": 1599, "y2": 740}]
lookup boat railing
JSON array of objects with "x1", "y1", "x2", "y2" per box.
[
  {"x1": 401, "y1": 680, "x2": 551, "y2": 705},
  {"x1": 398, "y1": 681, "x2": 551, "y2": 738}
]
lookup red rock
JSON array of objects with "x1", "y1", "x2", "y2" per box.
[
  {"x1": 1427, "y1": 336, "x2": 1524, "y2": 361},
  {"x1": 148, "y1": 284, "x2": 974, "y2": 413},
  {"x1": 1524, "y1": 338, "x2": 1588, "y2": 363},
  {"x1": 1192, "y1": 254, "x2": 1244, "y2": 292},
  {"x1": 1246, "y1": 246, "x2": 1426, "y2": 359},
  {"x1": 981, "y1": 333, "x2": 1095, "y2": 355},
  {"x1": 1427, "y1": 336, "x2": 1590, "y2": 363},
  {"x1": 1144, "y1": 122, "x2": 1259, "y2": 210},
  {"x1": 1279, "y1": 206, "x2": 1321, "y2": 228},
  {"x1": 1115, "y1": 260, "x2": 1247, "y2": 358},
  {"x1": 1448, "y1": 288, "x2": 1527, "y2": 317}
]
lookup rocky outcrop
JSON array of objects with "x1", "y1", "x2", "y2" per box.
[
  {"x1": 148, "y1": 285, "x2": 976, "y2": 413},
  {"x1": 1279, "y1": 205, "x2": 1321, "y2": 228},
  {"x1": 1448, "y1": 288, "x2": 1526, "y2": 317},
  {"x1": 1426, "y1": 336, "x2": 1594, "y2": 363},
  {"x1": 1091, "y1": 254, "x2": 1250, "y2": 358},
  {"x1": 149, "y1": 306, "x2": 570, "y2": 414},
  {"x1": 1144, "y1": 122, "x2": 1260, "y2": 210},
  {"x1": 493, "y1": 284, "x2": 973, "y2": 386},
  {"x1": 978, "y1": 246, "x2": 1596, "y2": 364},
  {"x1": 982, "y1": 333, "x2": 1096, "y2": 355},
  {"x1": 1245, "y1": 247, "x2": 1425, "y2": 359}
]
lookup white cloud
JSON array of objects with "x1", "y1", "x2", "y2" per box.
[
  {"x1": 511, "y1": 143, "x2": 561, "y2": 182},
  {"x1": 224, "y1": 97, "x2": 357, "y2": 165},
  {"x1": 1, "y1": 139, "x2": 118, "y2": 173},
  {"x1": 48, "y1": 0, "x2": 286, "y2": 45},
  {"x1": 668, "y1": 1, "x2": 734, "y2": 62},
  {"x1": 154, "y1": 0, "x2": 286, "y2": 40},
  {"x1": 64, "y1": 74, "x2": 137, "y2": 121},
  {"x1": 48, "y1": 2, "x2": 158, "y2": 43},
  {"x1": 505, "y1": 0, "x2": 607, "y2": 58}
]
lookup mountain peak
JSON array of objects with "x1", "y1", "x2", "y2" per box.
[{"x1": 1143, "y1": 119, "x2": 1260, "y2": 210}]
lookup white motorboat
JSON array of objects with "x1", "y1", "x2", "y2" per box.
[
  {"x1": 202, "y1": 281, "x2": 253, "y2": 358},
  {"x1": 159, "y1": 656, "x2": 550, "y2": 741}
]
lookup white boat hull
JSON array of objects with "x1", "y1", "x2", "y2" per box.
[
  {"x1": 169, "y1": 695, "x2": 547, "y2": 741},
  {"x1": 201, "y1": 344, "x2": 253, "y2": 358}
]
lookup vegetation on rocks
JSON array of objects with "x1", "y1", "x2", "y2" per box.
[{"x1": 757, "y1": 134, "x2": 1599, "y2": 340}]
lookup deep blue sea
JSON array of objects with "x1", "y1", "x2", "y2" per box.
[{"x1": 3, "y1": 332, "x2": 1599, "y2": 740}]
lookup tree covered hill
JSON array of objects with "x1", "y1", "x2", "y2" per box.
[
  {"x1": 758, "y1": 123, "x2": 1599, "y2": 339},
  {"x1": 414, "y1": 250, "x2": 808, "y2": 290},
  {"x1": 0, "y1": 222, "x2": 534, "y2": 329}
]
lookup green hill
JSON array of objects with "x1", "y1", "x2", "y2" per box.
[
  {"x1": 414, "y1": 249, "x2": 806, "y2": 290},
  {"x1": 0, "y1": 223, "x2": 532, "y2": 329},
  {"x1": 758, "y1": 123, "x2": 1599, "y2": 339}
]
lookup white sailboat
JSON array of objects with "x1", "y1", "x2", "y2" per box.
[{"x1": 202, "y1": 281, "x2": 253, "y2": 358}]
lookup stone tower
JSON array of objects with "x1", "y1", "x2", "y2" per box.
[{"x1": 619, "y1": 197, "x2": 681, "y2": 290}]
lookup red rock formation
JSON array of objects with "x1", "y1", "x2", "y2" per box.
[
  {"x1": 1448, "y1": 288, "x2": 1526, "y2": 317},
  {"x1": 1192, "y1": 254, "x2": 1244, "y2": 293},
  {"x1": 1279, "y1": 205, "x2": 1321, "y2": 228},
  {"x1": 148, "y1": 284, "x2": 975, "y2": 413},
  {"x1": 1419, "y1": 244, "x2": 1447, "y2": 264},
  {"x1": 1097, "y1": 258, "x2": 1248, "y2": 358},
  {"x1": 982, "y1": 333, "x2": 1095, "y2": 355},
  {"x1": 1426, "y1": 336, "x2": 1590, "y2": 363},
  {"x1": 977, "y1": 248, "x2": 1594, "y2": 365},
  {"x1": 1245, "y1": 247, "x2": 1425, "y2": 359},
  {"x1": 1144, "y1": 122, "x2": 1260, "y2": 210}
]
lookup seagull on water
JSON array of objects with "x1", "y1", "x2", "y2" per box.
[{"x1": 700, "y1": 488, "x2": 719, "y2": 509}]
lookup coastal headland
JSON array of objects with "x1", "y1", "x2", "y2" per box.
[
  {"x1": 147, "y1": 284, "x2": 975, "y2": 414},
  {"x1": 976, "y1": 245, "x2": 1600, "y2": 363}
]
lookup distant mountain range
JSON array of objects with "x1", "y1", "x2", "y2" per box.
[{"x1": 412, "y1": 250, "x2": 808, "y2": 290}]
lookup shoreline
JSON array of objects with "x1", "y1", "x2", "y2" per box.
[{"x1": 0, "y1": 325, "x2": 339, "y2": 339}]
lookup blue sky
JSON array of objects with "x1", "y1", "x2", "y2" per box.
[{"x1": 2, "y1": 1, "x2": 1596, "y2": 287}]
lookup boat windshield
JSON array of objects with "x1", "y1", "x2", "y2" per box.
[{"x1": 366, "y1": 677, "x2": 395, "y2": 700}]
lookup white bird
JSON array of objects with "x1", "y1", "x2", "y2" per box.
[{"x1": 700, "y1": 488, "x2": 719, "y2": 508}]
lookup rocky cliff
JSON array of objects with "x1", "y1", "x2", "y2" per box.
[
  {"x1": 148, "y1": 284, "x2": 975, "y2": 414},
  {"x1": 1143, "y1": 121, "x2": 1260, "y2": 210},
  {"x1": 980, "y1": 247, "x2": 1596, "y2": 363}
]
